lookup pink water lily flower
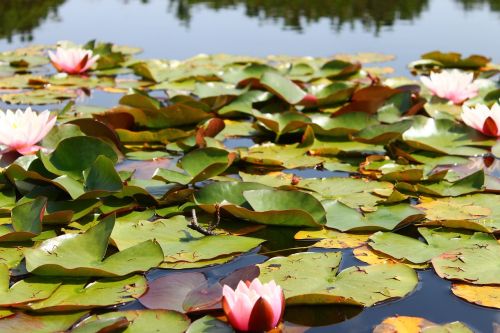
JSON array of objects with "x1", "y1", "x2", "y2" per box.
[
  {"x1": 461, "y1": 103, "x2": 500, "y2": 137},
  {"x1": 420, "y1": 69, "x2": 478, "y2": 105},
  {"x1": 0, "y1": 108, "x2": 57, "y2": 155},
  {"x1": 222, "y1": 278, "x2": 284, "y2": 332},
  {"x1": 48, "y1": 47, "x2": 99, "y2": 74}
]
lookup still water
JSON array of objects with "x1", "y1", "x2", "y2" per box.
[
  {"x1": 1, "y1": 0, "x2": 499, "y2": 74},
  {"x1": 1, "y1": 1, "x2": 499, "y2": 332}
]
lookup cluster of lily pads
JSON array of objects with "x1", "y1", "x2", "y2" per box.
[{"x1": 0, "y1": 40, "x2": 498, "y2": 332}]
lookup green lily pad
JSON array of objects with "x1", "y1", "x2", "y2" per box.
[
  {"x1": 402, "y1": 117, "x2": 493, "y2": 156},
  {"x1": 240, "y1": 143, "x2": 325, "y2": 169},
  {"x1": 187, "y1": 316, "x2": 234, "y2": 333},
  {"x1": 40, "y1": 136, "x2": 118, "y2": 180},
  {"x1": 202, "y1": 188, "x2": 326, "y2": 228},
  {"x1": 432, "y1": 242, "x2": 500, "y2": 285},
  {"x1": 72, "y1": 310, "x2": 190, "y2": 333},
  {"x1": 417, "y1": 194, "x2": 500, "y2": 233},
  {"x1": 0, "y1": 197, "x2": 47, "y2": 242},
  {"x1": 110, "y1": 216, "x2": 264, "y2": 267},
  {"x1": 0, "y1": 89, "x2": 77, "y2": 105},
  {"x1": 24, "y1": 215, "x2": 164, "y2": 277},
  {"x1": 0, "y1": 264, "x2": 61, "y2": 307},
  {"x1": 421, "y1": 51, "x2": 490, "y2": 69},
  {"x1": 323, "y1": 201, "x2": 424, "y2": 232},
  {"x1": 253, "y1": 110, "x2": 309, "y2": 138},
  {"x1": 195, "y1": 181, "x2": 271, "y2": 208},
  {"x1": 0, "y1": 312, "x2": 86, "y2": 333},
  {"x1": 258, "y1": 252, "x2": 417, "y2": 306},
  {"x1": 300, "y1": 178, "x2": 395, "y2": 209},
  {"x1": 28, "y1": 274, "x2": 148, "y2": 311},
  {"x1": 369, "y1": 228, "x2": 498, "y2": 264},
  {"x1": 154, "y1": 148, "x2": 234, "y2": 185},
  {"x1": 259, "y1": 71, "x2": 307, "y2": 104}
]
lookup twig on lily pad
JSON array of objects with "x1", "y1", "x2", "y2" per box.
[{"x1": 188, "y1": 204, "x2": 221, "y2": 236}]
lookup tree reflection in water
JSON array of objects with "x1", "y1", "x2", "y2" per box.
[
  {"x1": 168, "y1": 0, "x2": 430, "y2": 33},
  {"x1": 0, "y1": 0, "x2": 498, "y2": 42},
  {"x1": 0, "y1": 0, "x2": 65, "y2": 42}
]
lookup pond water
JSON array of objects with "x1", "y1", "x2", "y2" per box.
[
  {"x1": 1, "y1": 0, "x2": 500, "y2": 75},
  {"x1": 0, "y1": 1, "x2": 499, "y2": 333}
]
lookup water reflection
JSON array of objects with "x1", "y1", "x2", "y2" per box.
[
  {"x1": 1, "y1": 0, "x2": 499, "y2": 44},
  {"x1": 457, "y1": 0, "x2": 500, "y2": 10},
  {"x1": 0, "y1": 0, "x2": 64, "y2": 42},
  {"x1": 169, "y1": 0, "x2": 430, "y2": 33}
]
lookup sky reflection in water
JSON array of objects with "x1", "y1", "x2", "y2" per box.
[{"x1": 0, "y1": 0, "x2": 499, "y2": 74}]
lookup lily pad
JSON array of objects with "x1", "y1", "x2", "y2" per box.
[
  {"x1": 217, "y1": 189, "x2": 326, "y2": 228},
  {"x1": 373, "y1": 316, "x2": 474, "y2": 333},
  {"x1": 417, "y1": 194, "x2": 500, "y2": 233},
  {"x1": 28, "y1": 274, "x2": 148, "y2": 311},
  {"x1": 187, "y1": 316, "x2": 234, "y2": 333},
  {"x1": 295, "y1": 229, "x2": 370, "y2": 249},
  {"x1": 451, "y1": 284, "x2": 500, "y2": 309},
  {"x1": 24, "y1": 214, "x2": 164, "y2": 277},
  {"x1": 0, "y1": 312, "x2": 86, "y2": 333},
  {"x1": 110, "y1": 216, "x2": 264, "y2": 267},
  {"x1": 72, "y1": 310, "x2": 191, "y2": 333},
  {"x1": 258, "y1": 252, "x2": 417, "y2": 306},
  {"x1": 0, "y1": 264, "x2": 61, "y2": 307},
  {"x1": 368, "y1": 228, "x2": 497, "y2": 264},
  {"x1": 323, "y1": 201, "x2": 423, "y2": 232},
  {"x1": 402, "y1": 117, "x2": 493, "y2": 156},
  {"x1": 300, "y1": 177, "x2": 395, "y2": 209},
  {"x1": 154, "y1": 148, "x2": 234, "y2": 185},
  {"x1": 432, "y1": 242, "x2": 500, "y2": 285}
]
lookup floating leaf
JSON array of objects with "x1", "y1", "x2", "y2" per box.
[
  {"x1": 300, "y1": 178, "x2": 394, "y2": 209},
  {"x1": 218, "y1": 189, "x2": 326, "y2": 228},
  {"x1": 260, "y1": 71, "x2": 306, "y2": 104},
  {"x1": 187, "y1": 316, "x2": 234, "y2": 333},
  {"x1": 154, "y1": 148, "x2": 234, "y2": 185},
  {"x1": 432, "y1": 242, "x2": 500, "y2": 284},
  {"x1": 295, "y1": 229, "x2": 370, "y2": 249},
  {"x1": 25, "y1": 215, "x2": 164, "y2": 277},
  {"x1": 323, "y1": 201, "x2": 423, "y2": 232},
  {"x1": 72, "y1": 310, "x2": 190, "y2": 333},
  {"x1": 28, "y1": 275, "x2": 147, "y2": 311},
  {"x1": 368, "y1": 228, "x2": 497, "y2": 263},
  {"x1": 258, "y1": 252, "x2": 417, "y2": 306},
  {"x1": 0, "y1": 197, "x2": 47, "y2": 242},
  {"x1": 402, "y1": 117, "x2": 493, "y2": 156},
  {"x1": 451, "y1": 284, "x2": 500, "y2": 309},
  {"x1": 0, "y1": 264, "x2": 61, "y2": 307},
  {"x1": 40, "y1": 136, "x2": 118, "y2": 179},
  {"x1": 0, "y1": 312, "x2": 86, "y2": 333},
  {"x1": 353, "y1": 245, "x2": 429, "y2": 269},
  {"x1": 111, "y1": 216, "x2": 264, "y2": 267},
  {"x1": 373, "y1": 316, "x2": 473, "y2": 333},
  {"x1": 417, "y1": 194, "x2": 500, "y2": 233}
]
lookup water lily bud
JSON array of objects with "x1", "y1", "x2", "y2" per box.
[
  {"x1": 0, "y1": 108, "x2": 56, "y2": 155},
  {"x1": 461, "y1": 103, "x2": 500, "y2": 137},
  {"x1": 222, "y1": 278, "x2": 284, "y2": 332},
  {"x1": 420, "y1": 69, "x2": 478, "y2": 105},
  {"x1": 48, "y1": 47, "x2": 100, "y2": 74}
]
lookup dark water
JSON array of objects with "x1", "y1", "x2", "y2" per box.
[
  {"x1": 1, "y1": 0, "x2": 499, "y2": 74},
  {"x1": 1, "y1": 1, "x2": 499, "y2": 331}
]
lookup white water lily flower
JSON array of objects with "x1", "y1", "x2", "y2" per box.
[
  {"x1": 420, "y1": 70, "x2": 478, "y2": 104},
  {"x1": 0, "y1": 108, "x2": 56, "y2": 155}
]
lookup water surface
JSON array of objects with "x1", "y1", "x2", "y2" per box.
[{"x1": 1, "y1": 0, "x2": 499, "y2": 74}]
